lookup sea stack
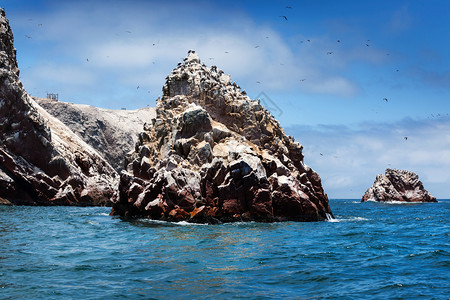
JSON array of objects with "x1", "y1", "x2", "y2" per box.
[
  {"x1": 0, "y1": 9, "x2": 117, "y2": 206},
  {"x1": 111, "y1": 51, "x2": 332, "y2": 223},
  {"x1": 362, "y1": 168, "x2": 437, "y2": 203}
]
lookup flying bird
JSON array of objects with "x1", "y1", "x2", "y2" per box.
[
  {"x1": 327, "y1": 52, "x2": 333, "y2": 55},
  {"x1": 299, "y1": 79, "x2": 306, "y2": 82},
  {"x1": 307, "y1": 39, "x2": 311, "y2": 42},
  {"x1": 25, "y1": 35, "x2": 32, "y2": 39},
  {"x1": 280, "y1": 16, "x2": 288, "y2": 21},
  {"x1": 137, "y1": 85, "x2": 140, "y2": 89},
  {"x1": 337, "y1": 40, "x2": 341, "y2": 43},
  {"x1": 404, "y1": 137, "x2": 408, "y2": 140},
  {"x1": 255, "y1": 45, "x2": 260, "y2": 48},
  {"x1": 286, "y1": 6, "x2": 292, "y2": 9},
  {"x1": 365, "y1": 44, "x2": 370, "y2": 47},
  {"x1": 383, "y1": 98, "x2": 388, "y2": 102}
]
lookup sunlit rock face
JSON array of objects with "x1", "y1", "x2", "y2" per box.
[
  {"x1": 0, "y1": 9, "x2": 117, "y2": 206},
  {"x1": 35, "y1": 98, "x2": 156, "y2": 173},
  {"x1": 362, "y1": 168, "x2": 437, "y2": 203},
  {"x1": 111, "y1": 50, "x2": 332, "y2": 223}
]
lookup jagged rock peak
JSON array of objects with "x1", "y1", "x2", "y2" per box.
[
  {"x1": 0, "y1": 8, "x2": 19, "y2": 77},
  {"x1": 362, "y1": 168, "x2": 437, "y2": 203},
  {"x1": 112, "y1": 50, "x2": 332, "y2": 223},
  {"x1": 163, "y1": 50, "x2": 248, "y2": 102}
]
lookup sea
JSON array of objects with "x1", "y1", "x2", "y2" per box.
[{"x1": 0, "y1": 199, "x2": 448, "y2": 299}]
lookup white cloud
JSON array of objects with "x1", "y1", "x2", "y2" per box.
[
  {"x1": 12, "y1": 0, "x2": 382, "y2": 109},
  {"x1": 286, "y1": 117, "x2": 450, "y2": 199},
  {"x1": 28, "y1": 62, "x2": 96, "y2": 85}
]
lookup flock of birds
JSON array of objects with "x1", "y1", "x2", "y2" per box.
[
  {"x1": 274, "y1": 5, "x2": 413, "y2": 152},
  {"x1": 20, "y1": 4, "x2": 447, "y2": 149}
]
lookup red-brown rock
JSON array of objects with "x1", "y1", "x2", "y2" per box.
[{"x1": 111, "y1": 51, "x2": 333, "y2": 223}]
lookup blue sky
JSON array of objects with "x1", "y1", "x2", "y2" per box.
[{"x1": 1, "y1": 0, "x2": 449, "y2": 198}]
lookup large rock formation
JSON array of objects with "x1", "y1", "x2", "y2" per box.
[
  {"x1": 362, "y1": 169, "x2": 437, "y2": 203},
  {"x1": 0, "y1": 9, "x2": 117, "y2": 206},
  {"x1": 111, "y1": 51, "x2": 332, "y2": 223},
  {"x1": 35, "y1": 97, "x2": 155, "y2": 172}
]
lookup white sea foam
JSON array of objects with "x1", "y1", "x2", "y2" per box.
[
  {"x1": 174, "y1": 221, "x2": 207, "y2": 226},
  {"x1": 136, "y1": 219, "x2": 208, "y2": 226},
  {"x1": 326, "y1": 218, "x2": 340, "y2": 223},
  {"x1": 364, "y1": 199, "x2": 424, "y2": 204},
  {"x1": 364, "y1": 199, "x2": 378, "y2": 203},
  {"x1": 348, "y1": 216, "x2": 369, "y2": 221},
  {"x1": 383, "y1": 201, "x2": 425, "y2": 205},
  {"x1": 325, "y1": 213, "x2": 340, "y2": 222},
  {"x1": 329, "y1": 216, "x2": 369, "y2": 222}
]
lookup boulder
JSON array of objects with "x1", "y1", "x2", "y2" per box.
[
  {"x1": 111, "y1": 51, "x2": 333, "y2": 222},
  {"x1": 362, "y1": 168, "x2": 437, "y2": 203}
]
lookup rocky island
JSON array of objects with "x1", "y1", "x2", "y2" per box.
[
  {"x1": 111, "y1": 51, "x2": 333, "y2": 223},
  {"x1": 362, "y1": 168, "x2": 437, "y2": 203},
  {"x1": 0, "y1": 9, "x2": 117, "y2": 206},
  {"x1": 0, "y1": 8, "x2": 332, "y2": 222}
]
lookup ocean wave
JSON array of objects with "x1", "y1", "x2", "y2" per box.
[
  {"x1": 364, "y1": 199, "x2": 426, "y2": 204},
  {"x1": 329, "y1": 216, "x2": 369, "y2": 222},
  {"x1": 174, "y1": 221, "x2": 208, "y2": 226},
  {"x1": 134, "y1": 218, "x2": 208, "y2": 226}
]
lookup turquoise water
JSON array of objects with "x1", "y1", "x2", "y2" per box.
[{"x1": 0, "y1": 199, "x2": 449, "y2": 299}]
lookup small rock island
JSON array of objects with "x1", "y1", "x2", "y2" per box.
[
  {"x1": 111, "y1": 51, "x2": 333, "y2": 223},
  {"x1": 362, "y1": 168, "x2": 437, "y2": 203}
]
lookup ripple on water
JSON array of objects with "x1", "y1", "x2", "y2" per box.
[{"x1": 0, "y1": 201, "x2": 449, "y2": 299}]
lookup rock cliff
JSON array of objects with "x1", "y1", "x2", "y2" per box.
[
  {"x1": 0, "y1": 9, "x2": 117, "y2": 206},
  {"x1": 35, "y1": 98, "x2": 155, "y2": 172},
  {"x1": 362, "y1": 169, "x2": 437, "y2": 203},
  {"x1": 111, "y1": 51, "x2": 332, "y2": 223}
]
